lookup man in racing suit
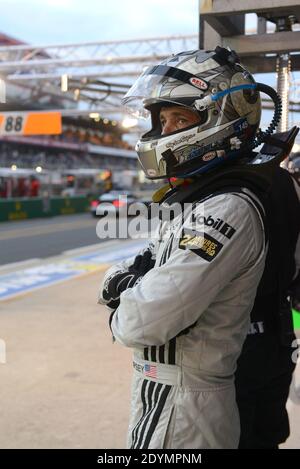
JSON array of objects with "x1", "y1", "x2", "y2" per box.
[
  {"x1": 99, "y1": 187, "x2": 266, "y2": 449},
  {"x1": 98, "y1": 47, "x2": 291, "y2": 448}
]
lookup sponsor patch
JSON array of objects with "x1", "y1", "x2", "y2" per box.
[
  {"x1": 233, "y1": 118, "x2": 249, "y2": 133},
  {"x1": 248, "y1": 321, "x2": 264, "y2": 335},
  {"x1": 133, "y1": 360, "x2": 144, "y2": 373},
  {"x1": 179, "y1": 228, "x2": 223, "y2": 262},
  {"x1": 133, "y1": 361, "x2": 157, "y2": 379},
  {"x1": 166, "y1": 133, "x2": 196, "y2": 149},
  {"x1": 202, "y1": 151, "x2": 216, "y2": 162},
  {"x1": 192, "y1": 213, "x2": 237, "y2": 239},
  {"x1": 189, "y1": 76, "x2": 209, "y2": 90},
  {"x1": 144, "y1": 363, "x2": 157, "y2": 378}
]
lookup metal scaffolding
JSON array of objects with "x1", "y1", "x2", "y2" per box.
[
  {"x1": 0, "y1": 35, "x2": 198, "y2": 119},
  {"x1": 200, "y1": 1, "x2": 300, "y2": 136}
]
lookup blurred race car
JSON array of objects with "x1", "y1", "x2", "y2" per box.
[{"x1": 90, "y1": 190, "x2": 139, "y2": 217}]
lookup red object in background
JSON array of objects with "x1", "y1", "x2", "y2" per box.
[
  {"x1": 30, "y1": 178, "x2": 40, "y2": 197},
  {"x1": 0, "y1": 181, "x2": 8, "y2": 198},
  {"x1": 17, "y1": 178, "x2": 28, "y2": 197},
  {"x1": 112, "y1": 199, "x2": 126, "y2": 208},
  {"x1": 90, "y1": 200, "x2": 100, "y2": 208}
]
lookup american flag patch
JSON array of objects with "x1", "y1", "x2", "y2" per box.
[{"x1": 144, "y1": 363, "x2": 157, "y2": 379}]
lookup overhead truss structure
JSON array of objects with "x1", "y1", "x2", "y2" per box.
[{"x1": 0, "y1": 35, "x2": 198, "y2": 118}]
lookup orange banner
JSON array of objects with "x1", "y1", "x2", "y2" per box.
[
  {"x1": 23, "y1": 112, "x2": 62, "y2": 135},
  {"x1": 0, "y1": 112, "x2": 62, "y2": 136}
]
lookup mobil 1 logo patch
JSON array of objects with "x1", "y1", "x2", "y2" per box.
[
  {"x1": 179, "y1": 228, "x2": 223, "y2": 262},
  {"x1": 192, "y1": 213, "x2": 236, "y2": 239}
]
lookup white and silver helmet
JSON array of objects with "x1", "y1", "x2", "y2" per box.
[{"x1": 122, "y1": 47, "x2": 262, "y2": 179}]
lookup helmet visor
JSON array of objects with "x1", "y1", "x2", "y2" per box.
[{"x1": 122, "y1": 64, "x2": 207, "y2": 119}]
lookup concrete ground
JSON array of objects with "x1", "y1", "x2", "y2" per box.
[
  {"x1": 0, "y1": 254, "x2": 299, "y2": 449},
  {"x1": 0, "y1": 268, "x2": 131, "y2": 449}
]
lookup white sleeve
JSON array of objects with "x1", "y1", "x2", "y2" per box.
[{"x1": 111, "y1": 193, "x2": 265, "y2": 348}]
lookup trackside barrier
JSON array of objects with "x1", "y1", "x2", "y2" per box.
[
  {"x1": 50, "y1": 196, "x2": 89, "y2": 216},
  {"x1": 0, "y1": 196, "x2": 89, "y2": 221}
]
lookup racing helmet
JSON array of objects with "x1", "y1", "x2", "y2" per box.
[{"x1": 122, "y1": 47, "x2": 262, "y2": 179}]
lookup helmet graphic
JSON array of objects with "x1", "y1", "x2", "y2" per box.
[{"x1": 122, "y1": 47, "x2": 263, "y2": 179}]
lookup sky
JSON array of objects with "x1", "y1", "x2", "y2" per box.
[
  {"x1": 0, "y1": 0, "x2": 199, "y2": 44},
  {"x1": 1, "y1": 0, "x2": 298, "y2": 129}
]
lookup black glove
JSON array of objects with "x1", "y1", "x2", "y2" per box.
[{"x1": 102, "y1": 250, "x2": 155, "y2": 310}]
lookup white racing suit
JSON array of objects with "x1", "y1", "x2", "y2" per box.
[{"x1": 98, "y1": 189, "x2": 267, "y2": 449}]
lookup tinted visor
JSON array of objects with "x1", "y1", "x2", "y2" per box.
[{"x1": 122, "y1": 65, "x2": 207, "y2": 119}]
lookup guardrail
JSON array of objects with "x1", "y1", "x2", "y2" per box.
[{"x1": 0, "y1": 196, "x2": 89, "y2": 221}]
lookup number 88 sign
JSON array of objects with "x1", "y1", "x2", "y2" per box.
[{"x1": 0, "y1": 112, "x2": 61, "y2": 135}]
